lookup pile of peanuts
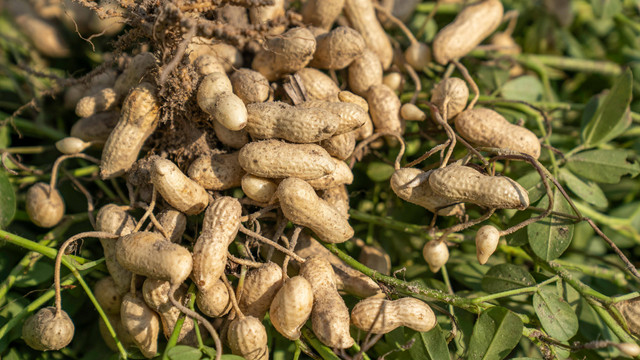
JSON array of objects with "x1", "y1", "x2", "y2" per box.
[{"x1": 17, "y1": 0, "x2": 544, "y2": 358}]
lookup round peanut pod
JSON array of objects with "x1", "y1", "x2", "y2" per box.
[
  {"x1": 197, "y1": 72, "x2": 248, "y2": 131},
  {"x1": 94, "y1": 277, "x2": 122, "y2": 315},
  {"x1": 230, "y1": 69, "x2": 270, "y2": 104},
  {"x1": 70, "y1": 111, "x2": 119, "y2": 144},
  {"x1": 367, "y1": 84, "x2": 403, "y2": 135},
  {"x1": 22, "y1": 307, "x2": 74, "y2": 351},
  {"x1": 96, "y1": 204, "x2": 136, "y2": 294},
  {"x1": 100, "y1": 82, "x2": 160, "y2": 179},
  {"x1": 26, "y1": 182, "x2": 65, "y2": 228},
  {"x1": 302, "y1": 0, "x2": 345, "y2": 30},
  {"x1": 196, "y1": 279, "x2": 231, "y2": 317},
  {"x1": 432, "y1": 0, "x2": 504, "y2": 65},
  {"x1": 238, "y1": 140, "x2": 335, "y2": 180},
  {"x1": 295, "y1": 68, "x2": 340, "y2": 101},
  {"x1": 194, "y1": 54, "x2": 227, "y2": 76},
  {"x1": 5, "y1": 1, "x2": 70, "y2": 58},
  {"x1": 319, "y1": 132, "x2": 357, "y2": 160},
  {"x1": 400, "y1": 103, "x2": 427, "y2": 121},
  {"x1": 321, "y1": 185, "x2": 350, "y2": 220},
  {"x1": 383, "y1": 72, "x2": 403, "y2": 91},
  {"x1": 306, "y1": 158, "x2": 354, "y2": 190},
  {"x1": 249, "y1": 0, "x2": 285, "y2": 31},
  {"x1": 55, "y1": 137, "x2": 91, "y2": 155},
  {"x1": 121, "y1": 293, "x2": 160, "y2": 358},
  {"x1": 310, "y1": 26, "x2": 366, "y2": 69},
  {"x1": 151, "y1": 157, "x2": 209, "y2": 215},
  {"x1": 431, "y1": 77, "x2": 469, "y2": 121},
  {"x1": 113, "y1": 52, "x2": 157, "y2": 95},
  {"x1": 155, "y1": 209, "x2": 187, "y2": 243},
  {"x1": 390, "y1": 168, "x2": 464, "y2": 216},
  {"x1": 65, "y1": 70, "x2": 117, "y2": 109},
  {"x1": 358, "y1": 244, "x2": 391, "y2": 275},
  {"x1": 455, "y1": 108, "x2": 541, "y2": 159},
  {"x1": 343, "y1": 0, "x2": 393, "y2": 69},
  {"x1": 116, "y1": 232, "x2": 193, "y2": 285},
  {"x1": 142, "y1": 279, "x2": 198, "y2": 345},
  {"x1": 351, "y1": 297, "x2": 437, "y2": 334},
  {"x1": 187, "y1": 39, "x2": 243, "y2": 72},
  {"x1": 278, "y1": 178, "x2": 354, "y2": 244},
  {"x1": 618, "y1": 343, "x2": 640, "y2": 358},
  {"x1": 270, "y1": 276, "x2": 314, "y2": 340},
  {"x1": 245, "y1": 102, "x2": 340, "y2": 143},
  {"x1": 348, "y1": 49, "x2": 383, "y2": 96},
  {"x1": 242, "y1": 174, "x2": 278, "y2": 203},
  {"x1": 99, "y1": 313, "x2": 136, "y2": 352},
  {"x1": 75, "y1": 87, "x2": 118, "y2": 118},
  {"x1": 297, "y1": 100, "x2": 368, "y2": 134},
  {"x1": 428, "y1": 164, "x2": 530, "y2": 210},
  {"x1": 475, "y1": 225, "x2": 500, "y2": 265},
  {"x1": 490, "y1": 32, "x2": 521, "y2": 56},
  {"x1": 239, "y1": 262, "x2": 283, "y2": 319},
  {"x1": 423, "y1": 240, "x2": 449, "y2": 273},
  {"x1": 213, "y1": 119, "x2": 250, "y2": 149},
  {"x1": 188, "y1": 151, "x2": 246, "y2": 191},
  {"x1": 227, "y1": 316, "x2": 269, "y2": 360},
  {"x1": 300, "y1": 256, "x2": 354, "y2": 349},
  {"x1": 404, "y1": 42, "x2": 431, "y2": 70},
  {"x1": 252, "y1": 27, "x2": 317, "y2": 81}
]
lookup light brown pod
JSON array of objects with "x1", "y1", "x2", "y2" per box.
[
  {"x1": 26, "y1": 183, "x2": 65, "y2": 228},
  {"x1": 613, "y1": 297, "x2": 640, "y2": 336},
  {"x1": 249, "y1": 0, "x2": 285, "y2": 33},
  {"x1": 367, "y1": 84, "x2": 403, "y2": 135},
  {"x1": 116, "y1": 232, "x2": 193, "y2": 285},
  {"x1": 75, "y1": 87, "x2": 118, "y2": 118},
  {"x1": 230, "y1": 69, "x2": 270, "y2": 104},
  {"x1": 390, "y1": 168, "x2": 464, "y2": 216},
  {"x1": 155, "y1": 209, "x2": 187, "y2": 243},
  {"x1": 618, "y1": 343, "x2": 640, "y2": 358},
  {"x1": 491, "y1": 32, "x2": 521, "y2": 56},
  {"x1": 319, "y1": 132, "x2": 357, "y2": 160},
  {"x1": 55, "y1": 137, "x2": 91, "y2": 155},
  {"x1": 295, "y1": 68, "x2": 340, "y2": 101},
  {"x1": 70, "y1": 111, "x2": 119, "y2": 144},
  {"x1": 348, "y1": 49, "x2": 383, "y2": 96},
  {"x1": 213, "y1": 120, "x2": 250, "y2": 149},
  {"x1": 5, "y1": 1, "x2": 70, "y2": 58},
  {"x1": 99, "y1": 313, "x2": 136, "y2": 352},
  {"x1": 455, "y1": 108, "x2": 541, "y2": 159},
  {"x1": 431, "y1": 77, "x2": 469, "y2": 121},
  {"x1": 22, "y1": 307, "x2": 74, "y2": 351},
  {"x1": 383, "y1": 72, "x2": 403, "y2": 92},
  {"x1": 358, "y1": 243, "x2": 391, "y2": 275},
  {"x1": 344, "y1": 0, "x2": 393, "y2": 69},
  {"x1": 121, "y1": 293, "x2": 160, "y2": 358},
  {"x1": 142, "y1": 279, "x2": 197, "y2": 345},
  {"x1": 338, "y1": 92, "x2": 374, "y2": 140},
  {"x1": 351, "y1": 297, "x2": 436, "y2": 334},
  {"x1": 197, "y1": 72, "x2": 248, "y2": 131},
  {"x1": 151, "y1": 157, "x2": 209, "y2": 215},
  {"x1": 306, "y1": 158, "x2": 354, "y2": 190},
  {"x1": 242, "y1": 174, "x2": 278, "y2": 203},
  {"x1": 94, "y1": 277, "x2": 122, "y2": 315},
  {"x1": 187, "y1": 39, "x2": 243, "y2": 72},
  {"x1": 239, "y1": 262, "x2": 283, "y2": 319},
  {"x1": 238, "y1": 140, "x2": 335, "y2": 180},
  {"x1": 227, "y1": 316, "x2": 269, "y2": 360},
  {"x1": 246, "y1": 102, "x2": 340, "y2": 143},
  {"x1": 278, "y1": 178, "x2": 354, "y2": 243},
  {"x1": 270, "y1": 276, "x2": 314, "y2": 340},
  {"x1": 96, "y1": 204, "x2": 136, "y2": 294},
  {"x1": 321, "y1": 185, "x2": 350, "y2": 219},
  {"x1": 196, "y1": 279, "x2": 231, "y2": 317},
  {"x1": 65, "y1": 70, "x2": 117, "y2": 109},
  {"x1": 310, "y1": 26, "x2": 366, "y2": 69},
  {"x1": 423, "y1": 240, "x2": 449, "y2": 273},
  {"x1": 302, "y1": 0, "x2": 345, "y2": 30},
  {"x1": 476, "y1": 225, "x2": 500, "y2": 265},
  {"x1": 100, "y1": 82, "x2": 160, "y2": 179},
  {"x1": 429, "y1": 164, "x2": 530, "y2": 209},
  {"x1": 297, "y1": 100, "x2": 368, "y2": 134},
  {"x1": 404, "y1": 42, "x2": 431, "y2": 70},
  {"x1": 252, "y1": 27, "x2": 317, "y2": 81},
  {"x1": 300, "y1": 256, "x2": 354, "y2": 349},
  {"x1": 400, "y1": 103, "x2": 427, "y2": 122},
  {"x1": 194, "y1": 54, "x2": 227, "y2": 76},
  {"x1": 113, "y1": 52, "x2": 156, "y2": 95},
  {"x1": 432, "y1": 0, "x2": 504, "y2": 65},
  {"x1": 188, "y1": 151, "x2": 245, "y2": 191}
]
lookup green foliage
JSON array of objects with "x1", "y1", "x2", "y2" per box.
[{"x1": 467, "y1": 307, "x2": 523, "y2": 360}]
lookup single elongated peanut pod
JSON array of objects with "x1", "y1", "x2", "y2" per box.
[
  {"x1": 242, "y1": 174, "x2": 278, "y2": 203},
  {"x1": 188, "y1": 151, "x2": 245, "y2": 191},
  {"x1": 344, "y1": 0, "x2": 393, "y2": 69},
  {"x1": 252, "y1": 27, "x2": 317, "y2": 81},
  {"x1": 306, "y1": 158, "x2": 353, "y2": 190},
  {"x1": 278, "y1": 178, "x2": 354, "y2": 243},
  {"x1": 431, "y1": 77, "x2": 469, "y2": 121},
  {"x1": 196, "y1": 279, "x2": 231, "y2": 317},
  {"x1": 151, "y1": 158, "x2": 209, "y2": 215},
  {"x1": 351, "y1": 297, "x2": 437, "y2": 334},
  {"x1": 455, "y1": 108, "x2": 541, "y2": 159},
  {"x1": 319, "y1": 132, "x2": 357, "y2": 160},
  {"x1": 302, "y1": 0, "x2": 345, "y2": 30},
  {"x1": 367, "y1": 84, "x2": 402, "y2": 135},
  {"x1": 423, "y1": 240, "x2": 449, "y2": 273},
  {"x1": 155, "y1": 209, "x2": 187, "y2": 243},
  {"x1": 5, "y1": 1, "x2": 70, "y2": 58},
  {"x1": 310, "y1": 26, "x2": 366, "y2": 69},
  {"x1": 338, "y1": 91, "x2": 374, "y2": 139},
  {"x1": 227, "y1": 316, "x2": 269, "y2": 360},
  {"x1": 246, "y1": 102, "x2": 340, "y2": 143},
  {"x1": 476, "y1": 225, "x2": 500, "y2": 265},
  {"x1": 300, "y1": 256, "x2": 354, "y2": 348},
  {"x1": 100, "y1": 82, "x2": 159, "y2": 179},
  {"x1": 390, "y1": 168, "x2": 464, "y2": 216},
  {"x1": 432, "y1": 0, "x2": 504, "y2": 65},
  {"x1": 297, "y1": 100, "x2": 367, "y2": 134},
  {"x1": 429, "y1": 164, "x2": 530, "y2": 209},
  {"x1": 400, "y1": 103, "x2": 426, "y2": 122},
  {"x1": 358, "y1": 243, "x2": 391, "y2": 275},
  {"x1": 94, "y1": 277, "x2": 122, "y2": 315},
  {"x1": 321, "y1": 185, "x2": 350, "y2": 219},
  {"x1": 26, "y1": 183, "x2": 65, "y2": 228},
  {"x1": 383, "y1": 72, "x2": 403, "y2": 91},
  {"x1": 55, "y1": 137, "x2": 91, "y2": 155},
  {"x1": 96, "y1": 204, "x2": 136, "y2": 294},
  {"x1": 194, "y1": 54, "x2": 227, "y2": 76},
  {"x1": 270, "y1": 276, "x2": 314, "y2": 340},
  {"x1": 22, "y1": 307, "x2": 74, "y2": 351},
  {"x1": 116, "y1": 232, "x2": 193, "y2": 285},
  {"x1": 121, "y1": 293, "x2": 160, "y2": 358},
  {"x1": 142, "y1": 279, "x2": 197, "y2": 345},
  {"x1": 295, "y1": 68, "x2": 340, "y2": 101},
  {"x1": 238, "y1": 140, "x2": 335, "y2": 179},
  {"x1": 213, "y1": 119, "x2": 249, "y2": 149},
  {"x1": 230, "y1": 69, "x2": 270, "y2": 104},
  {"x1": 76, "y1": 87, "x2": 118, "y2": 118},
  {"x1": 113, "y1": 52, "x2": 156, "y2": 95},
  {"x1": 70, "y1": 111, "x2": 119, "y2": 144},
  {"x1": 239, "y1": 262, "x2": 283, "y2": 319},
  {"x1": 348, "y1": 49, "x2": 383, "y2": 96},
  {"x1": 197, "y1": 72, "x2": 248, "y2": 131}
]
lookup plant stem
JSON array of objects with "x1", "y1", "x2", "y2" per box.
[
  {"x1": 0, "y1": 229, "x2": 89, "y2": 265},
  {"x1": 302, "y1": 328, "x2": 342, "y2": 360},
  {"x1": 163, "y1": 283, "x2": 197, "y2": 360},
  {"x1": 0, "y1": 111, "x2": 67, "y2": 140},
  {"x1": 14, "y1": 165, "x2": 99, "y2": 185},
  {"x1": 471, "y1": 276, "x2": 559, "y2": 304}
]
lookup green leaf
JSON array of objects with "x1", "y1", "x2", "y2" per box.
[
  {"x1": 505, "y1": 210, "x2": 533, "y2": 246},
  {"x1": 13, "y1": 261, "x2": 54, "y2": 287},
  {"x1": 527, "y1": 189, "x2": 574, "y2": 261},
  {"x1": 167, "y1": 345, "x2": 202, "y2": 360},
  {"x1": 581, "y1": 68, "x2": 633, "y2": 146},
  {"x1": 566, "y1": 149, "x2": 640, "y2": 184},
  {"x1": 366, "y1": 162, "x2": 395, "y2": 182},
  {"x1": 481, "y1": 264, "x2": 536, "y2": 294},
  {"x1": 0, "y1": 170, "x2": 16, "y2": 229},
  {"x1": 517, "y1": 171, "x2": 546, "y2": 205},
  {"x1": 408, "y1": 325, "x2": 450, "y2": 360},
  {"x1": 450, "y1": 261, "x2": 489, "y2": 291},
  {"x1": 559, "y1": 168, "x2": 608, "y2": 208},
  {"x1": 533, "y1": 287, "x2": 579, "y2": 341},
  {"x1": 0, "y1": 126, "x2": 10, "y2": 148},
  {"x1": 501, "y1": 76, "x2": 544, "y2": 102},
  {"x1": 468, "y1": 307, "x2": 523, "y2": 360}
]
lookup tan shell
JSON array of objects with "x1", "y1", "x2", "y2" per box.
[
  {"x1": 321, "y1": 185, "x2": 350, "y2": 219},
  {"x1": 230, "y1": 68, "x2": 271, "y2": 104},
  {"x1": 351, "y1": 297, "x2": 437, "y2": 334},
  {"x1": 242, "y1": 174, "x2": 279, "y2": 203},
  {"x1": 113, "y1": 52, "x2": 156, "y2": 95},
  {"x1": 65, "y1": 70, "x2": 116, "y2": 109},
  {"x1": 197, "y1": 72, "x2": 248, "y2": 131},
  {"x1": 121, "y1": 293, "x2": 160, "y2": 358},
  {"x1": 142, "y1": 279, "x2": 198, "y2": 345},
  {"x1": 422, "y1": 240, "x2": 450, "y2": 273},
  {"x1": 151, "y1": 157, "x2": 209, "y2": 215},
  {"x1": 239, "y1": 262, "x2": 283, "y2": 319},
  {"x1": 431, "y1": 77, "x2": 469, "y2": 121},
  {"x1": 404, "y1": 42, "x2": 431, "y2": 70},
  {"x1": 358, "y1": 243, "x2": 391, "y2": 275},
  {"x1": 188, "y1": 151, "x2": 245, "y2": 191},
  {"x1": 94, "y1": 277, "x2": 122, "y2": 315},
  {"x1": 348, "y1": 49, "x2": 383, "y2": 96},
  {"x1": 5, "y1": 2, "x2": 70, "y2": 58},
  {"x1": 187, "y1": 39, "x2": 243, "y2": 72},
  {"x1": 383, "y1": 72, "x2": 403, "y2": 91},
  {"x1": 75, "y1": 87, "x2": 118, "y2": 118},
  {"x1": 390, "y1": 168, "x2": 464, "y2": 216},
  {"x1": 302, "y1": 0, "x2": 345, "y2": 30},
  {"x1": 343, "y1": 0, "x2": 393, "y2": 69},
  {"x1": 297, "y1": 100, "x2": 367, "y2": 134},
  {"x1": 306, "y1": 158, "x2": 354, "y2": 190},
  {"x1": 155, "y1": 209, "x2": 187, "y2": 243},
  {"x1": 400, "y1": 103, "x2": 427, "y2": 122},
  {"x1": 99, "y1": 313, "x2": 136, "y2": 352},
  {"x1": 270, "y1": 276, "x2": 314, "y2": 340},
  {"x1": 213, "y1": 119, "x2": 250, "y2": 149},
  {"x1": 614, "y1": 297, "x2": 640, "y2": 336},
  {"x1": 196, "y1": 279, "x2": 231, "y2": 317},
  {"x1": 55, "y1": 137, "x2": 91, "y2": 155},
  {"x1": 22, "y1": 307, "x2": 74, "y2": 351},
  {"x1": 252, "y1": 27, "x2": 316, "y2": 81},
  {"x1": 310, "y1": 26, "x2": 366, "y2": 69},
  {"x1": 227, "y1": 316, "x2": 269, "y2": 360},
  {"x1": 70, "y1": 111, "x2": 119, "y2": 144},
  {"x1": 476, "y1": 225, "x2": 500, "y2": 265},
  {"x1": 249, "y1": 0, "x2": 285, "y2": 34},
  {"x1": 319, "y1": 131, "x2": 357, "y2": 160},
  {"x1": 295, "y1": 68, "x2": 340, "y2": 101},
  {"x1": 96, "y1": 204, "x2": 136, "y2": 294},
  {"x1": 26, "y1": 183, "x2": 65, "y2": 228},
  {"x1": 367, "y1": 84, "x2": 402, "y2": 135}
]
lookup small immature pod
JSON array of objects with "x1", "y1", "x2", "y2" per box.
[
  {"x1": 270, "y1": 276, "x2": 314, "y2": 340},
  {"x1": 239, "y1": 262, "x2": 283, "y2": 319},
  {"x1": 227, "y1": 316, "x2": 269, "y2": 360},
  {"x1": 70, "y1": 111, "x2": 119, "y2": 144},
  {"x1": 142, "y1": 279, "x2": 198, "y2": 345},
  {"x1": 121, "y1": 293, "x2": 160, "y2": 359},
  {"x1": 390, "y1": 168, "x2": 464, "y2": 216},
  {"x1": 351, "y1": 297, "x2": 437, "y2": 334},
  {"x1": 151, "y1": 157, "x2": 209, "y2": 215},
  {"x1": 400, "y1": 103, "x2": 427, "y2": 121},
  {"x1": 238, "y1": 140, "x2": 335, "y2": 180},
  {"x1": 188, "y1": 151, "x2": 245, "y2": 191},
  {"x1": 55, "y1": 137, "x2": 91, "y2": 155},
  {"x1": 197, "y1": 72, "x2": 248, "y2": 131},
  {"x1": 22, "y1": 307, "x2": 74, "y2": 351},
  {"x1": 295, "y1": 68, "x2": 340, "y2": 101},
  {"x1": 113, "y1": 52, "x2": 157, "y2": 95},
  {"x1": 65, "y1": 69, "x2": 117, "y2": 109},
  {"x1": 26, "y1": 183, "x2": 65, "y2": 228},
  {"x1": 431, "y1": 77, "x2": 469, "y2": 121},
  {"x1": 348, "y1": 49, "x2": 383, "y2": 96},
  {"x1": 404, "y1": 42, "x2": 431, "y2": 70},
  {"x1": 96, "y1": 204, "x2": 136, "y2": 294},
  {"x1": 116, "y1": 232, "x2": 193, "y2": 285},
  {"x1": 618, "y1": 343, "x2": 640, "y2": 358},
  {"x1": 306, "y1": 158, "x2": 354, "y2": 190},
  {"x1": 196, "y1": 279, "x2": 231, "y2": 317},
  {"x1": 302, "y1": 0, "x2": 345, "y2": 30},
  {"x1": 155, "y1": 209, "x2": 187, "y2": 243},
  {"x1": 432, "y1": 0, "x2": 504, "y2": 65},
  {"x1": 94, "y1": 276, "x2": 122, "y2": 315},
  {"x1": 343, "y1": 0, "x2": 393, "y2": 69},
  {"x1": 242, "y1": 174, "x2": 278, "y2": 203},
  {"x1": 455, "y1": 108, "x2": 541, "y2": 159},
  {"x1": 319, "y1": 132, "x2": 357, "y2": 160},
  {"x1": 423, "y1": 240, "x2": 449, "y2": 273},
  {"x1": 310, "y1": 26, "x2": 366, "y2": 69},
  {"x1": 252, "y1": 27, "x2": 317, "y2": 81},
  {"x1": 321, "y1": 185, "x2": 350, "y2": 219},
  {"x1": 383, "y1": 72, "x2": 403, "y2": 91},
  {"x1": 213, "y1": 119, "x2": 249, "y2": 149},
  {"x1": 476, "y1": 225, "x2": 500, "y2": 265},
  {"x1": 367, "y1": 84, "x2": 403, "y2": 136},
  {"x1": 297, "y1": 100, "x2": 367, "y2": 134},
  {"x1": 428, "y1": 164, "x2": 530, "y2": 210},
  {"x1": 75, "y1": 87, "x2": 118, "y2": 118},
  {"x1": 277, "y1": 178, "x2": 354, "y2": 244},
  {"x1": 230, "y1": 69, "x2": 270, "y2": 104}
]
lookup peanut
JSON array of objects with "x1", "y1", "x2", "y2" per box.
[
  {"x1": 348, "y1": 49, "x2": 383, "y2": 96},
  {"x1": 22, "y1": 307, "x2": 74, "y2": 351},
  {"x1": 306, "y1": 158, "x2": 354, "y2": 190},
  {"x1": 120, "y1": 293, "x2": 160, "y2": 358},
  {"x1": 187, "y1": 39, "x2": 243, "y2": 72},
  {"x1": 230, "y1": 68, "x2": 271, "y2": 104},
  {"x1": 390, "y1": 168, "x2": 465, "y2": 216},
  {"x1": 113, "y1": 52, "x2": 157, "y2": 95},
  {"x1": 94, "y1": 277, "x2": 122, "y2": 315},
  {"x1": 310, "y1": 26, "x2": 366, "y2": 69},
  {"x1": 96, "y1": 204, "x2": 136, "y2": 294},
  {"x1": 194, "y1": 54, "x2": 227, "y2": 76},
  {"x1": 431, "y1": 77, "x2": 469, "y2": 121},
  {"x1": 239, "y1": 262, "x2": 283, "y2": 319},
  {"x1": 404, "y1": 42, "x2": 431, "y2": 70},
  {"x1": 295, "y1": 68, "x2": 340, "y2": 101},
  {"x1": 197, "y1": 72, "x2": 248, "y2": 131},
  {"x1": 65, "y1": 70, "x2": 116, "y2": 109},
  {"x1": 55, "y1": 137, "x2": 91, "y2": 155},
  {"x1": 70, "y1": 111, "x2": 119, "y2": 144},
  {"x1": 297, "y1": 100, "x2": 368, "y2": 134},
  {"x1": 338, "y1": 91, "x2": 374, "y2": 140},
  {"x1": 151, "y1": 157, "x2": 209, "y2": 215},
  {"x1": 343, "y1": 0, "x2": 393, "y2": 69},
  {"x1": 383, "y1": 72, "x2": 403, "y2": 91},
  {"x1": 188, "y1": 151, "x2": 245, "y2": 190},
  {"x1": 475, "y1": 225, "x2": 500, "y2": 265},
  {"x1": 367, "y1": 84, "x2": 402, "y2": 135},
  {"x1": 351, "y1": 297, "x2": 436, "y2": 334},
  {"x1": 422, "y1": 240, "x2": 449, "y2": 273},
  {"x1": 5, "y1": 1, "x2": 70, "y2": 58},
  {"x1": 155, "y1": 209, "x2": 187, "y2": 243},
  {"x1": 269, "y1": 276, "x2": 314, "y2": 340},
  {"x1": 302, "y1": 0, "x2": 345, "y2": 30},
  {"x1": 227, "y1": 316, "x2": 269, "y2": 360},
  {"x1": 252, "y1": 27, "x2": 316, "y2": 81},
  {"x1": 242, "y1": 174, "x2": 278, "y2": 203},
  {"x1": 400, "y1": 103, "x2": 427, "y2": 122},
  {"x1": 321, "y1": 185, "x2": 350, "y2": 219},
  {"x1": 142, "y1": 279, "x2": 198, "y2": 345},
  {"x1": 99, "y1": 314, "x2": 136, "y2": 352},
  {"x1": 249, "y1": 0, "x2": 285, "y2": 34},
  {"x1": 613, "y1": 297, "x2": 640, "y2": 336},
  {"x1": 213, "y1": 119, "x2": 250, "y2": 149},
  {"x1": 319, "y1": 132, "x2": 357, "y2": 160},
  {"x1": 26, "y1": 183, "x2": 65, "y2": 228},
  {"x1": 357, "y1": 241, "x2": 391, "y2": 275},
  {"x1": 75, "y1": 87, "x2": 118, "y2": 118},
  {"x1": 196, "y1": 279, "x2": 231, "y2": 317}
]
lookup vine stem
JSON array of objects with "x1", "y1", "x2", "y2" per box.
[
  {"x1": 238, "y1": 225, "x2": 306, "y2": 263},
  {"x1": 49, "y1": 153, "x2": 100, "y2": 191},
  {"x1": 162, "y1": 283, "x2": 197, "y2": 360},
  {"x1": 471, "y1": 276, "x2": 559, "y2": 304}
]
